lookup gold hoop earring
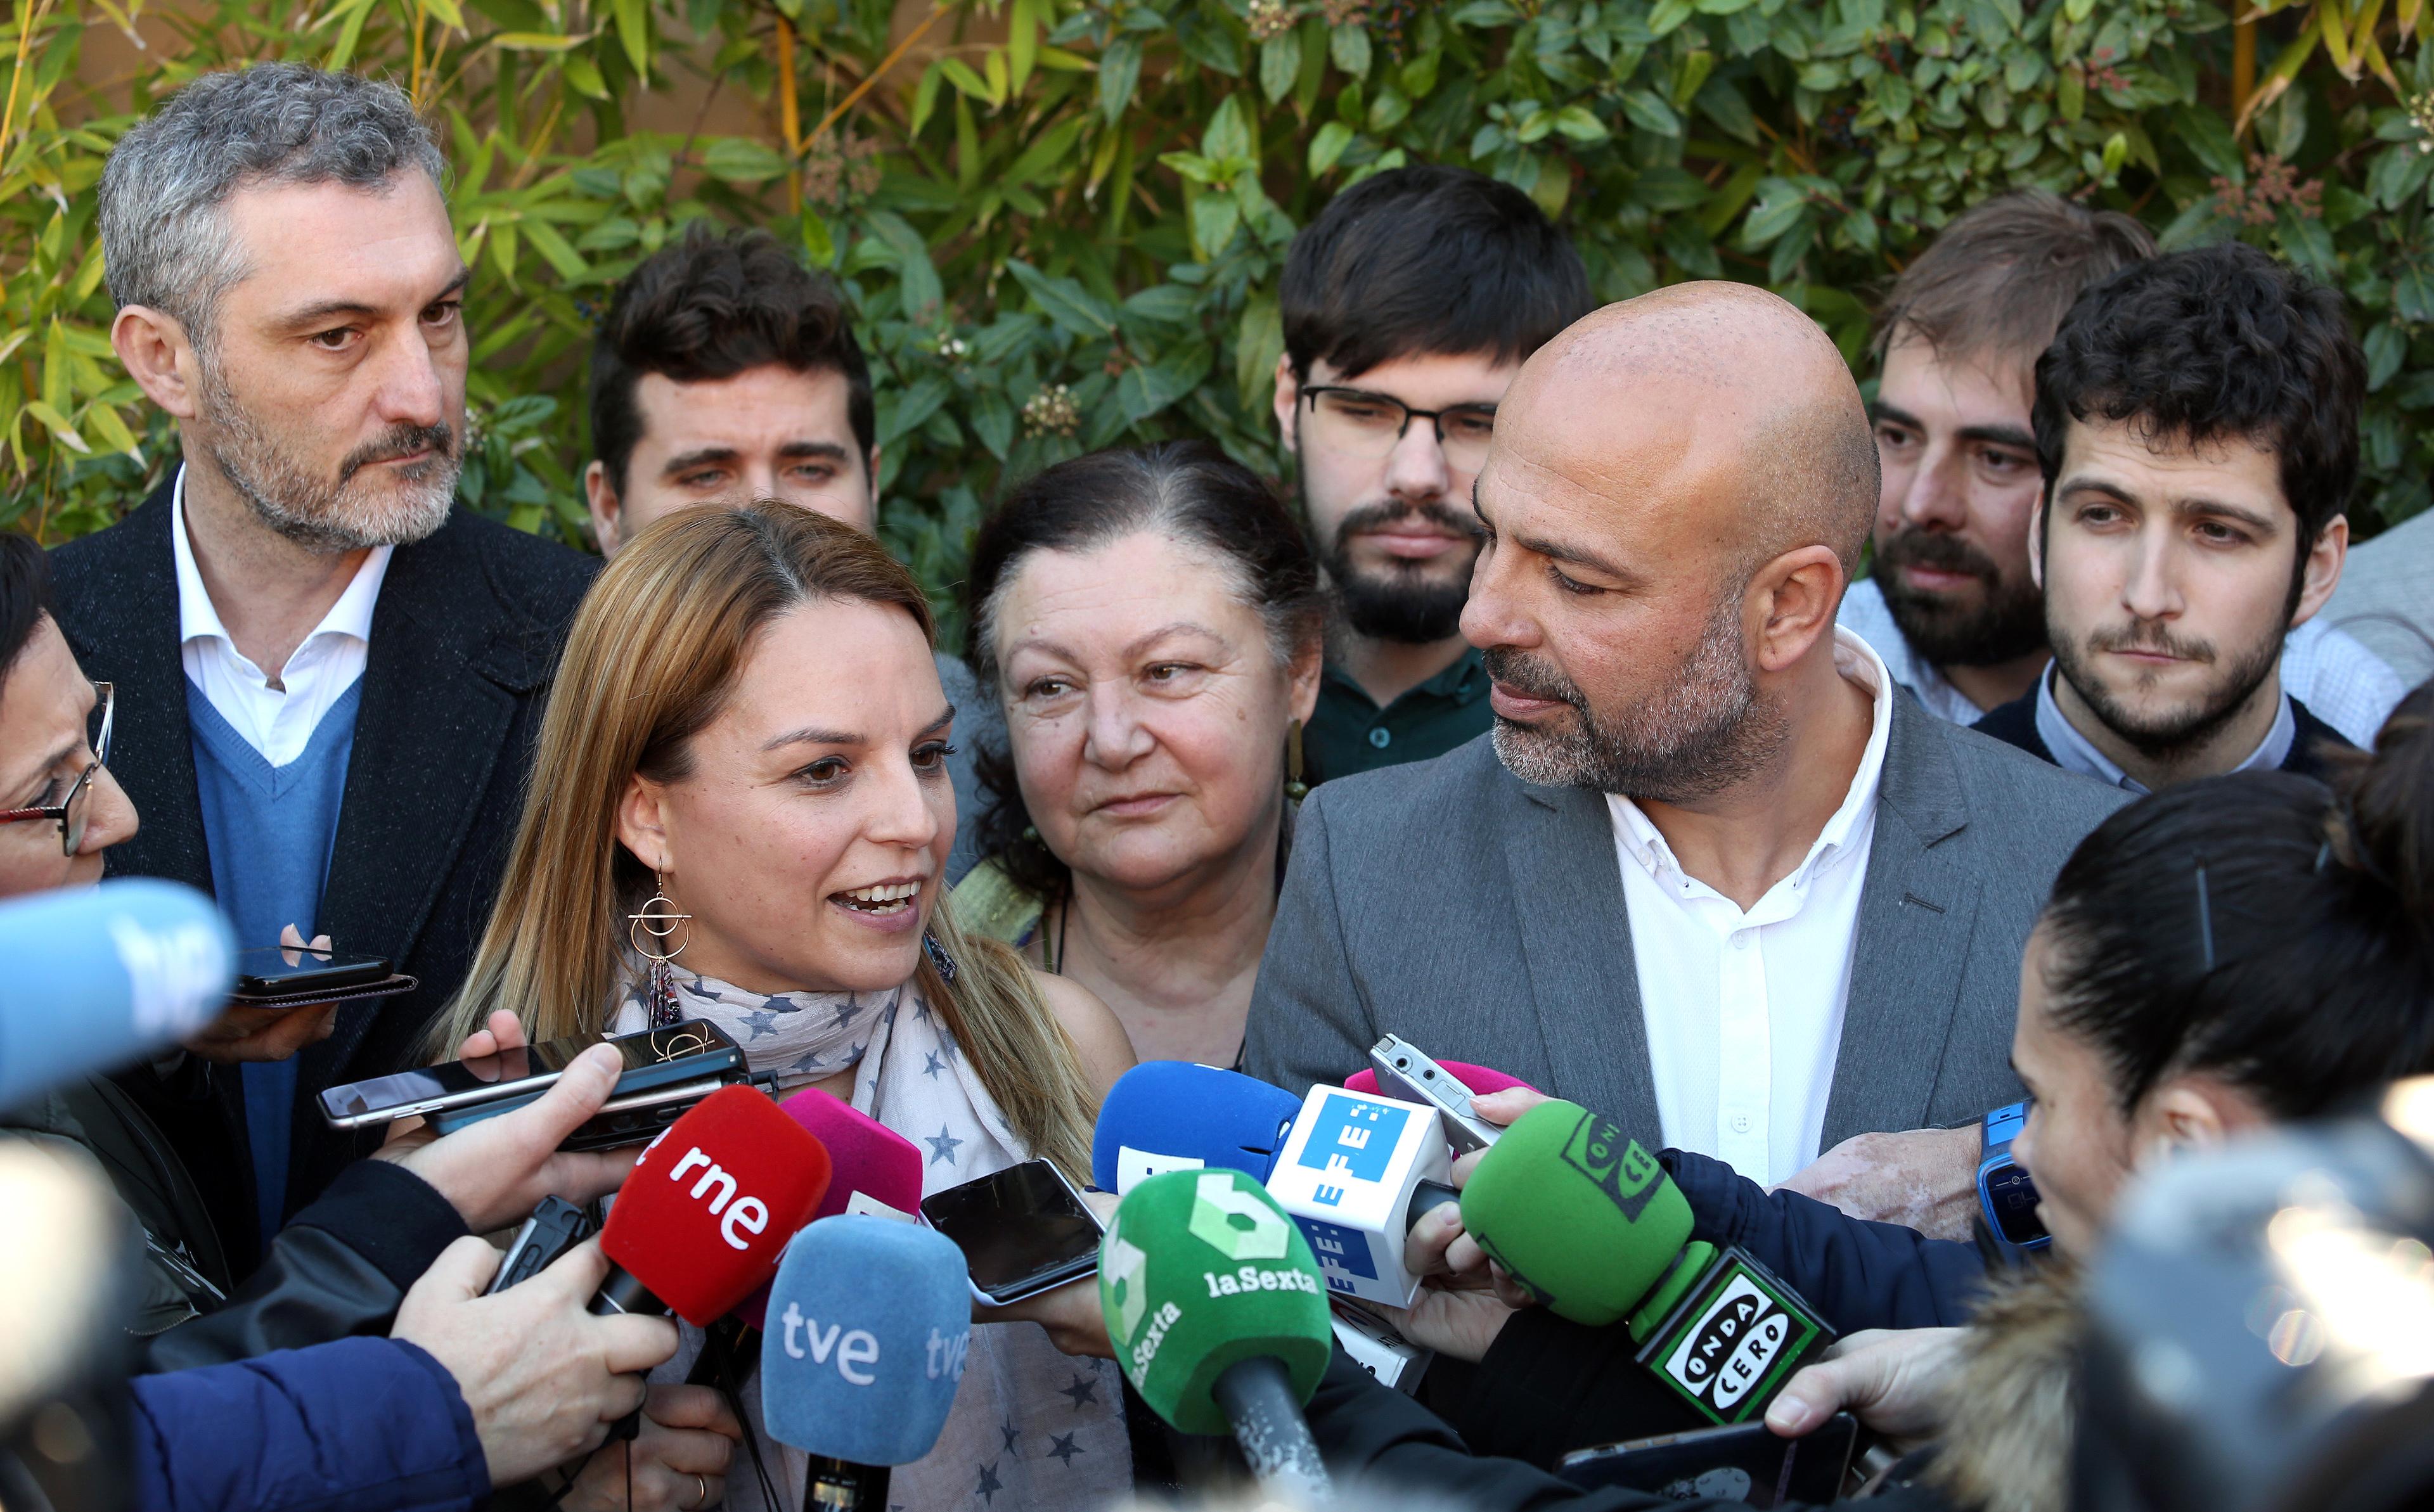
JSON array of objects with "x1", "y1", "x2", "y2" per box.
[{"x1": 629, "y1": 871, "x2": 692, "y2": 1027}]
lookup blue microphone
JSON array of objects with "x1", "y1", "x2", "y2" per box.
[
  {"x1": 760, "y1": 1215, "x2": 970, "y2": 1510},
  {"x1": 0, "y1": 880, "x2": 235, "y2": 1107},
  {"x1": 1091, "y1": 1061, "x2": 1303, "y2": 1195}
]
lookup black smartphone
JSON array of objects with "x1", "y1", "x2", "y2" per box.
[
  {"x1": 486, "y1": 1196, "x2": 596, "y2": 1294},
  {"x1": 919, "y1": 1158, "x2": 1104, "y2": 1305},
  {"x1": 1555, "y1": 1413, "x2": 1858, "y2": 1506},
  {"x1": 232, "y1": 946, "x2": 391, "y2": 997},
  {"x1": 541, "y1": 1069, "x2": 780, "y2": 1152},
  {"x1": 316, "y1": 1020, "x2": 744, "y2": 1131}
]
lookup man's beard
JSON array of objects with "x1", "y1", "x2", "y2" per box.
[
  {"x1": 2048, "y1": 612, "x2": 2286, "y2": 762},
  {"x1": 198, "y1": 362, "x2": 458, "y2": 553},
  {"x1": 1485, "y1": 589, "x2": 1786, "y2": 804},
  {"x1": 1874, "y1": 529, "x2": 2046, "y2": 669},
  {"x1": 1297, "y1": 452, "x2": 1479, "y2": 644}
]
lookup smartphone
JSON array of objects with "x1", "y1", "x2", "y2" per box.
[
  {"x1": 486, "y1": 1196, "x2": 596, "y2": 1295},
  {"x1": 1368, "y1": 1034, "x2": 1503, "y2": 1154},
  {"x1": 919, "y1": 1158, "x2": 1104, "y2": 1306},
  {"x1": 468, "y1": 1068, "x2": 778, "y2": 1152},
  {"x1": 316, "y1": 1020, "x2": 744, "y2": 1130},
  {"x1": 233, "y1": 945, "x2": 392, "y2": 997},
  {"x1": 1555, "y1": 1414, "x2": 1858, "y2": 1506}
]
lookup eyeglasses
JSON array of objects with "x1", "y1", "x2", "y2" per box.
[
  {"x1": 1299, "y1": 387, "x2": 1499, "y2": 473},
  {"x1": 1, "y1": 682, "x2": 115, "y2": 857}
]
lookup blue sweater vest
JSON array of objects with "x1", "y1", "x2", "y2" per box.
[{"x1": 186, "y1": 677, "x2": 363, "y2": 1248}]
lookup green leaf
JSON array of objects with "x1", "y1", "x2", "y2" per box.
[
  {"x1": 1010, "y1": 0, "x2": 1039, "y2": 93},
  {"x1": 612, "y1": 0, "x2": 649, "y2": 78},
  {"x1": 911, "y1": 62, "x2": 944, "y2": 136},
  {"x1": 2366, "y1": 322, "x2": 2407, "y2": 392},
  {"x1": 519, "y1": 217, "x2": 589, "y2": 278},
  {"x1": 562, "y1": 53, "x2": 609, "y2": 99},
  {"x1": 879, "y1": 376, "x2": 953, "y2": 447},
  {"x1": 1553, "y1": 104, "x2": 1609, "y2": 142},
  {"x1": 2395, "y1": 262, "x2": 2434, "y2": 326},
  {"x1": 81, "y1": 402, "x2": 141, "y2": 461},
  {"x1": 325, "y1": 0, "x2": 378, "y2": 70},
  {"x1": 1308, "y1": 120, "x2": 1356, "y2": 176},
  {"x1": 1448, "y1": 0, "x2": 1520, "y2": 24},
  {"x1": 1331, "y1": 23, "x2": 1373, "y2": 79},
  {"x1": 701, "y1": 136, "x2": 789, "y2": 184},
  {"x1": 1192, "y1": 191, "x2": 1244, "y2": 258},
  {"x1": 1620, "y1": 89, "x2": 1682, "y2": 136},
  {"x1": 1204, "y1": 94, "x2": 1255, "y2": 163},
  {"x1": 1262, "y1": 32, "x2": 1302, "y2": 105},
  {"x1": 1100, "y1": 37, "x2": 1143, "y2": 123},
  {"x1": 1739, "y1": 178, "x2": 1807, "y2": 245},
  {"x1": 1649, "y1": 0, "x2": 1696, "y2": 35},
  {"x1": 1121, "y1": 284, "x2": 1199, "y2": 326},
  {"x1": 25, "y1": 400, "x2": 89, "y2": 454},
  {"x1": 939, "y1": 56, "x2": 991, "y2": 99},
  {"x1": 1237, "y1": 286, "x2": 1284, "y2": 411},
  {"x1": 1007, "y1": 259, "x2": 1119, "y2": 336},
  {"x1": 2177, "y1": 105, "x2": 2243, "y2": 181}
]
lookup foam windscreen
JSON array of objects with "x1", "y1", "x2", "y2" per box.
[
  {"x1": 600, "y1": 1085, "x2": 832, "y2": 1325},
  {"x1": 740, "y1": 1092, "x2": 926, "y2": 1329},
  {"x1": 1091, "y1": 1062, "x2": 1303, "y2": 1195},
  {"x1": 0, "y1": 880, "x2": 235, "y2": 1108},
  {"x1": 1458, "y1": 1098, "x2": 1696, "y2": 1327},
  {"x1": 1098, "y1": 1168, "x2": 1332, "y2": 1436},
  {"x1": 761, "y1": 1216, "x2": 971, "y2": 1466},
  {"x1": 1344, "y1": 1060, "x2": 1538, "y2": 1099}
]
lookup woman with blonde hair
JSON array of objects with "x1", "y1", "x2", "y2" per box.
[{"x1": 437, "y1": 501, "x2": 1135, "y2": 1512}]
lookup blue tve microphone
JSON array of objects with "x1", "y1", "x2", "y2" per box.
[
  {"x1": 760, "y1": 1215, "x2": 971, "y2": 1511},
  {"x1": 0, "y1": 880, "x2": 235, "y2": 1107},
  {"x1": 1091, "y1": 1061, "x2": 1303, "y2": 1195}
]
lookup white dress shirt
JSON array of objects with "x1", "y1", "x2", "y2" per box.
[
  {"x1": 173, "y1": 466, "x2": 390, "y2": 767},
  {"x1": 1606, "y1": 628, "x2": 1894, "y2": 1186},
  {"x1": 1838, "y1": 575, "x2": 2405, "y2": 743}
]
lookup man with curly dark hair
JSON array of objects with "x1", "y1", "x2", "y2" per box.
[{"x1": 1972, "y1": 241, "x2": 2364, "y2": 791}]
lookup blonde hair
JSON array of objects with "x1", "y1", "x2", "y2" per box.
[{"x1": 434, "y1": 502, "x2": 1098, "y2": 1178}]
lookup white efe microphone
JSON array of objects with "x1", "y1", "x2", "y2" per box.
[
  {"x1": 1263, "y1": 1085, "x2": 1455, "y2": 1307},
  {"x1": 0, "y1": 879, "x2": 235, "y2": 1108}
]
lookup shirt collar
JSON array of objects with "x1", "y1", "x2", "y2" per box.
[
  {"x1": 172, "y1": 464, "x2": 393, "y2": 667},
  {"x1": 1606, "y1": 626, "x2": 1895, "y2": 892},
  {"x1": 2033, "y1": 663, "x2": 2295, "y2": 795}
]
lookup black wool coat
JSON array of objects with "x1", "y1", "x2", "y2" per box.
[{"x1": 49, "y1": 478, "x2": 597, "y2": 1274}]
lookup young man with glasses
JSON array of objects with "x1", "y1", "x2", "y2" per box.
[{"x1": 1272, "y1": 166, "x2": 1590, "y2": 785}]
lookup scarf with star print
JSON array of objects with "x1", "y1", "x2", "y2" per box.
[{"x1": 612, "y1": 970, "x2": 1135, "y2": 1511}]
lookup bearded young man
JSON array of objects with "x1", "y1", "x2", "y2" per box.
[
  {"x1": 1246, "y1": 285, "x2": 2125, "y2": 1238},
  {"x1": 53, "y1": 64, "x2": 596, "y2": 1267},
  {"x1": 1272, "y1": 165, "x2": 1590, "y2": 785},
  {"x1": 1973, "y1": 243, "x2": 2364, "y2": 791},
  {"x1": 1843, "y1": 190, "x2": 2404, "y2": 745}
]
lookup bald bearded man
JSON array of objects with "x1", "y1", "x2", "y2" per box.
[{"x1": 1244, "y1": 284, "x2": 2127, "y2": 1230}]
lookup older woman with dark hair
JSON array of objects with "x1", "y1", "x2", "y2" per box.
[{"x1": 953, "y1": 442, "x2": 1326, "y2": 1068}]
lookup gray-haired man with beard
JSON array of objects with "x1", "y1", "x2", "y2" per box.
[
  {"x1": 1244, "y1": 284, "x2": 2124, "y2": 1236},
  {"x1": 53, "y1": 64, "x2": 595, "y2": 1267}
]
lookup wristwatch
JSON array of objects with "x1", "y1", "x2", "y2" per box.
[{"x1": 1976, "y1": 1100, "x2": 2051, "y2": 1265}]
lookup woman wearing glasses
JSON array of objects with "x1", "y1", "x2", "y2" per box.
[{"x1": 950, "y1": 443, "x2": 1326, "y2": 1068}]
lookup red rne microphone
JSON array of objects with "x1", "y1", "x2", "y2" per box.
[
  {"x1": 592, "y1": 1085, "x2": 833, "y2": 1325},
  {"x1": 740, "y1": 1090, "x2": 925, "y2": 1329}
]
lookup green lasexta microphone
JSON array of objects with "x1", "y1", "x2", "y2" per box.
[
  {"x1": 1459, "y1": 1100, "x2": 1838, "y2": 1426},
  {"x1": 1099, "y1": 1168, "x2": 1335, "y2": 1499}
]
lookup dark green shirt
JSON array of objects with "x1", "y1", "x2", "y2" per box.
[{"x1": 1304, "y1": 646, "x2": 1493, "y2": 785}]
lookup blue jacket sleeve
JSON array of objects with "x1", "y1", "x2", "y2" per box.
[
  {"x1": 1664, "y1": 1149, "x2": 1989, "y2": 1331},
  {"x1": 130, "y1": 1336, "x2": 488, "y2": 1512}
]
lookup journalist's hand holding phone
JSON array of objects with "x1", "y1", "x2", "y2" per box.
[
  {"x1": 974, "y1": 1188, "x2": 1119, "y2": 1359},
  {"x1": 181, "y1": 924, "x2": 345, "y2": 1064},
  {"x1": 376, "y1": 1015, "x2": 641, "y2": 1233}
]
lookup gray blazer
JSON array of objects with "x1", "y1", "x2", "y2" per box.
[{"x1": 1244, "y1": 693, "x2": 2130, "y2": 1150}]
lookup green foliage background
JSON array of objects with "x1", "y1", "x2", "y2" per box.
[{"x1": 6, "y1": 0, "x2": 2433, "y2": 646}]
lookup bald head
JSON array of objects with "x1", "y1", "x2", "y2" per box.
[{"x1": 1505, "y1": 282, "x2": 1878, "y2": 576}]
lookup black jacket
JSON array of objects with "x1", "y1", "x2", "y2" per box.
[
  {"x1": 1308, "y1": 1348, "x2": 1954, "y2": 1511},
  {"x1": 1, "y1": 1073, "x2": 467, "y2": 1370},
  {"x1": 1971, "y1": 684, "x2": 2352, "y2": 782},
  {"x1": 49, "y1": 481, "x2": 596, "y2": 1269}
]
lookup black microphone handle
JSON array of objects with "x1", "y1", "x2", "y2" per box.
[
  {"x1": 1211, "y1": 1355, "x2": 1334, "y2": 1503},
  {"x1": 799, "y1": 1457, "x2": 889, "y2": 1511},
  {"x1": 1405, "y1": 1179, "x2": 1460, "y2": 1233},
  {"x1": 586, "y1": 1267, "x2": 671, "y2": 1441}
]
